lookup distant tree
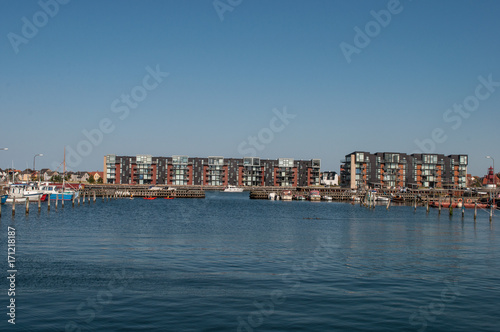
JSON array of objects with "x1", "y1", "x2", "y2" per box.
[
  {"x1": 64, "y1": 174, "x2": 71, "y2": 182},
  {"x1": 50, "y1": 175, "x2": 63, "y2": 183},
  {"x1": 88, "y1": 176, "x2": 95, "y2": 184},
  {"x1": 97, "y1": 178, "x2": 103, "y2": 184}
]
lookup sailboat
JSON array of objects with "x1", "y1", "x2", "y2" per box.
[{"x1": 48, "y1": 148, "x2": 80, "y2": 201}]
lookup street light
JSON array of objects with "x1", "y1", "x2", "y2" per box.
[
  {"x1": 33, "y1": 153, "x2": 43, "y2": 180},
  {"x1": 0, "y1": 148, "x2": 8, "y2": 150}
]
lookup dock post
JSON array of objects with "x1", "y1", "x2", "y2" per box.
[
  {"x1": 474, "y1": 202, "x2": 477, "y2": 221},
  {"x1": 386, "y1": 198, "x2": 390, "y2": 210},
  {"x1": 490, "y1": 204, "x2": 493, "y2": 222},
  {"x1": 47, "y1": 195, "x2": 51, "y2": 211},
  {"x1": 461, "y1": 195, "x2": 465, "y2": 218},
  {"x1": 38, "y1": 195, "x2": 41, "y2": 212},
  {"x1": 55, "y1": 195, "x2": 58, "y2": 209},
  {"x1": 449, "y1": 194, "x2": 453, "y2": 216},
  {"x1": 426, "y1": 198, "x2": 429, "y2": 213},
  {"x1": 0, "y1": 200, "x2": 2, "y2": 218},
  {"x1": 83, "y1": 192, "x2": 86, "y2": 205},
  {"x1": 414, "y1": 195, "x2": 417, "y2": 212},
  {"x1": 438, "y1": 196, "x2": 441, "y2": 215},
  {"x1": 93, "y1": 191, "x2": 96, "y2": 203},
  {"x1": 25, "y1": 198, "x2": 29, "y2": 215},
  {"x1": 62, "y1": 195, "x2": 64, "y2": 208},
  {"x1": 12, "y1": 197, "x2": 15, "y2": 216},
  {"x1": 102, "y1": 191, "x2": 104, "y2": 202},
  {"x1": 72, "y1": 193, "x2": 75, "y2": 208}
]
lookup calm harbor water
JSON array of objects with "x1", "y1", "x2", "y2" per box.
[{"x1": 1, "y1": 192, "x2": 499, "y2": 331}]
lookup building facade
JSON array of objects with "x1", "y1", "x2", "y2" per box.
[
  {"x1": 104, "y1": 155, "x2": 321, "y2": 187},
  {"x1": 340, "y1": 151, "x2": 468, "y2": 189}
]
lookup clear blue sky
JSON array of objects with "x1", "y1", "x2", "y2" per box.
[{"x1": 0, "y1": 0, "x2": 498, "y2": 175}]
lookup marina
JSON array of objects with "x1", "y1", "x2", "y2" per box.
[{"x1": 1, "y1": 191, "x2": 499, "y2": 331}]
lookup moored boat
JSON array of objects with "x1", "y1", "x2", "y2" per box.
[
  {"x1": 309, "y1": 190, "x2": 321, "y2": 201},
  {"x1": 281, "y1": 190, "x2": 293, "y2": 201},
  {"x1": 1, "y1": 194, "x2": 7, "y2": 204},
  {"x1": 222, "y1": 185, "x2": 244, "y2": 193}
]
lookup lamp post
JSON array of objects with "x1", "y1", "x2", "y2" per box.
[
  {"x1": 33, "y1": 153, "x2": 43, "y2": 181},
  {"x1": 0, "y1": 148, "x2": 8, "y2": 151}
]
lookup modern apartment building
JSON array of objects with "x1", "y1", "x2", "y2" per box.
[
  {"x1": 104, "y1": 155, "x2": 321, "y2": 187},
  {"x1": 340, "y1": 151, "x2": 468, "y2": 189}
]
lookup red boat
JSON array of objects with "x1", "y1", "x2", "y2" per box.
[
  {"x1": 143, "y1": 197, "x2": 156, "y2": 200},
  {"x1": 164, "y1": 197, "x2": 174, "y2": 200}
]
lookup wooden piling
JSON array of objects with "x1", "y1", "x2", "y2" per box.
[
  {"x1": 48, "y1": 195, "x2": 51, "y2": 211},
  {"x1": 83, "y1": 192, "x2": 86, "y2": 205},
  {"x1": 72, "y1": 193, "x2": 75, "y2": 208},
  {"x1": 0, "y1": 200, "x2": 2, "y2": 218},
  {"x1": 55, "y1": 195, "x2": 58, "y2": 209},
  {"x1": 12, "y1": 196, "x2": 15, "y2": 216},
  {"x1": 474, "y1": 202, "x2": 477, "y2": 221},
  {"x1": 62, "y1": 195, "x2": 65, "y2": 208},
  {"x1": 438, "y1": 196, "x2": 442, "y2": 214},
  {"x1": 386, "y1": 198, "x2": 391, "y2": 210},
  {"x1": 38, "y1": 195, "x2": 41, "y2": 212},
  {"x1": 461, "y1": 195, "x2": 465, "y2": 218},
  {"x1": 426, "y1": 198, "x2": 429, "y2": 213},
  {"x1": 93, "y1": 191, "x2": 96, "y2": 203},
  {"x1": 25, "y1": 198, "x2": 29, "y2": 214}
]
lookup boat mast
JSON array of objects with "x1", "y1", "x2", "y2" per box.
[{"x1": 63, "y1": 147, "x2": 66, "y2": 190}]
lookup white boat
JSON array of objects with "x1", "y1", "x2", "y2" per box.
[
  {"x1": 23, "y1": 183, "x2": 45, "y2": 201},
  {"x1": 281, "y1": 190, "x2": 293, "y2": 201},
  {"x1": 322, "y1": 196, "x2": 333, "y2": 201},
  {"x1": 268, "y1": 192, "x2": 278, "y2": 200},
  {"x1": 309, "y1": 190, "x2": 321, "y2": 201},
  {"x1": 375, "y1": 195, "x2": 390, "y2": 202},
  {"x1": 5, "y1": 184, "x2": 29, "y2": 203},
  {"x1": 222, "y1": 185, "x2": 244, "y2": 193}
]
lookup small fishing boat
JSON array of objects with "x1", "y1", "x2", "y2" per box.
[
  {"x1": 5, "y1": 184, "x2": 28, "y2": 203},
  {"x1": 281, "y1": 190, "x2": 293, "y2": 201},
  {"x1": 375, "y1": 195, "x2": 390, "y2": 202},
  {"x1": 322, "y1": 196, "x2": 333, "y2": 201},
  {"x1": 294, "y1": 195, "x2": 306, "y2": 201},
  {"x1": 144, "y1": 197, "x2": 156, "y2": 200},
  {"x1": 164, "y1": 197, "x2": 174, "y2": 200},
  {"x1": 222, "y1": 185, "x2": 244, "y2": 193},
  {"x1": 268, "y1": 192, "x2": 278, "y2": 200},
  {"x1": 1, "y1": 194, "x2": 7, "y2": 204},
  {"x1": 309, "y1": 190, "x2": 321, "y2": 201}
]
